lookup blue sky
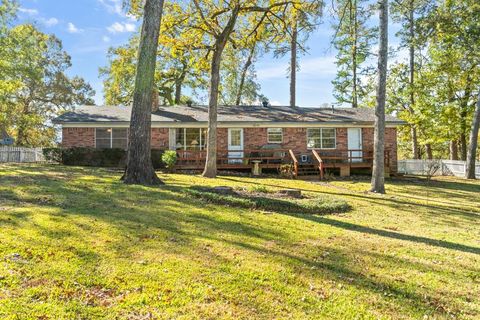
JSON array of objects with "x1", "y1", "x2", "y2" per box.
[{"x1": 15, "y1": 0, "x2": 402, "y2": 107}]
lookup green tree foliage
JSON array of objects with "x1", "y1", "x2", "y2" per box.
[
  {"x1": 101, "y1": 2, "x2": 265, "y2": 107},
  {"x1": 379, "y1": 0, "x2": 480, "y2": 161},
  {"x1": 331, "y1": 0, "x2": 376, "y2": 108},
  {"x1": 220, "y1": 45, "x2": 261, "y2": 105},
  {"x1": 0, "y1": 0, "x2": 16, "y2": 31},
  {"x1": 0, "y1": 23, "x2": 95, "y2": 146},
  {"x1": 101, "y1": 3, "x2": 210, "y2": 106}
]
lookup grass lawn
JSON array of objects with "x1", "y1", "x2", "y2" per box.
[{"x1": 0, "y1": 164, "x2": 479, "y2": 319}]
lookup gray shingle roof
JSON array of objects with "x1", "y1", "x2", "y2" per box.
[{"x1": 53, "y1": 105, "x2": 404, "y2": 124}]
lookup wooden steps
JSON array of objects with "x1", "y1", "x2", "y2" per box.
[{"x1": 296, "y1": 164, "x2": 320, "y2": 177}]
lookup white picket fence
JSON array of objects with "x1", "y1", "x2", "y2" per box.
[
  {"x1": 398, "y1": 159, "x2": 480, "y2": 178},
  {"x1": 0, "y1": 147, "x2": 45, "y2": 163}
]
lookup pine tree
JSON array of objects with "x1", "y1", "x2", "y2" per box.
[{"x1": 331, "y1": 0, "x2": 375, "y2": 108}]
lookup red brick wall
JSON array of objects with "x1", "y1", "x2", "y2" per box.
[
  {"x1": 251, "y1": 128, "x2": 348, "y2": 153},
  {"x1": 244, "y1": 128, "x2": 267, "y2": 150},
  {"x1": 362, "y1": 127, "x2": 398, "y2": 172},
  {"x1": 151, "y1": 128, "x2": 169, "y2": 149},
  {"x1": 62, "y1": 128, "x2": 95, "y2": 147},
  {"x1": 61, "y1": 126, "x2": 398, "y2": 172},
  {"x1": 217, "y1": 128, "x2": 228, "y2": 150},
  {"x1": 282, "y1": 128, "x2": 307, "y2": 152}
]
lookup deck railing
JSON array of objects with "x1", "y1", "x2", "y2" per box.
[
  {"x1": 311, "y1": 149, "x2": 390, "y2": 167},
  {"x1": 175, "y1": 149, "x2": 291, "y2": 169},
  {"x1": 174, "y1": 148, "x2": 392, "y2": 176}
]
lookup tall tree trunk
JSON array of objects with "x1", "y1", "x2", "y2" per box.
[
  {"x1": 202, "y1": 7, "x2": 239, "y2": 178},
  {"x1": 352, "y1": 0, "x2": 358, "y2": 108},
  {"x1": 290, "y1": 21, "x2": 297, "y2": 108},
  {"x1": 174, "y1": 70, "x2": 186, "y2": 105},
  {"x1": 408, "y1": 0, "x2": 419, "y2": 159},
  {"x1": 425, "y1": 143, "x2": 433, "y2": 160},
  {"x1": 466, "y1": 91, "x2": 480, "y2": 179},
  {"x1": 123, "y1": 0, "x2": 164, "y2": 185},
  {"x1": 235, "y1": 46, "x2": 255, "y2": 106},
  {"x1": 16, "y1": 103, "x2": 30, "y2": 146},
  {"x1": 449, "y1": 140, "x2": 458, "y2": 160},
  {"x1": 459, "y1": 79, "x2": 471, "y2": 161},
  {"x1": 460, "y1": 132, "x2": 467, "y2": 161},
  {"x1": 370, "y1": 0, "x2": 388, "y2": 194},
  {"x1": 16, "y1": 123, "x2": 27, "y2": 146},
  {"x1": 411, "y1": 125, "x2": 420, "y2": 159}
]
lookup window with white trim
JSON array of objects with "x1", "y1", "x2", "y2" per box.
[
  {"x1": 267, "y1": 128, "x2": 283, "y2": 143},
  {"x1": 175, "y1": 128, "x2": 207, "y2": 150},
  {"x1": 307, "y1": 128, "x2": 336, "y2": 149},
  {"x1": 95, "y1": 128, "x2": 128, "y2": 149}
]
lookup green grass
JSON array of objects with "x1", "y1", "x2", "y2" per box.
[{"x1": 0, "y1": 164, "x2": 479, "y2": 319}]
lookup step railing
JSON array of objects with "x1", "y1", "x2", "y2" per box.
[
  {"x1": 288, "y1": 149, "x2": 299, "y2": 178},
  {"x1": 311, "y1": 149, "x2": 324, "y2": 180}
]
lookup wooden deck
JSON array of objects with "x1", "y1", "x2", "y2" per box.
[{"x1": 174, "y1": 148, "x2": 391, "y2": 179}]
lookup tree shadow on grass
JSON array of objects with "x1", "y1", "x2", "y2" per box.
[
  {"x1": 218, "y1": 177, "x2": 480, "y2": 221},
  {"x1": 195, "y1": 233, "x2": 467, "y2": 318},
  {"x1": 1, "y1": 165, "x2": 477, "y2": 318},
  {"x1": 0, "y1": 169, "x2": 287, "y2": 253},
  {"x1": 305, "y1": 215, "x2": 480, "y2": 255},
  {"x1": 216, "y1": 176, "x2": 480, "y2": 256}
]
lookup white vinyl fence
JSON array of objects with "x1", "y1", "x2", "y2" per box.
[
  {"x1": 398, "y1": 159, "x2": 480, "y2": 179},
  {"x1": 0, "y1": 147, "x2": 45, "y2": 163}
]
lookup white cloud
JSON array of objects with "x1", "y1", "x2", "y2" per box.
[
  {"x1": 107, "y1": 22, "x2": 136, "y2": 33},
  {"x1": 98, "y1": 0, "x2": 124, "y2": 16},
  {"x1": 18, "y1": 7, "x2": 38, "y2": 15},
  {"x1": 124, "y1": 23, "x2": 136, "y2": 32},
  {"x1": 102, "y1": 36, "x2": 111, "y2": 43},
  {"x1": 67, "y1": 22, "x2": 83, "y2": 34},
  {"x1": 40, "y1": 17, "x2": 59, "y2": 27},
  {"x1": 19, "y1": 7, "x2": 58, "y2": 28}
]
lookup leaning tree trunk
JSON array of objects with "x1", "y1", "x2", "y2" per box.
[
  {"x1": 370, "y1": 0, "x2": 388, "y2": 194},
  {"x1": 465, "y1": 91, "x2": 480, "y2": 179},
  {"x1": 202, "y1": 7, "x2": 240, "y2": 178},
  {"x1": 123, "y1": 0, "x2": 164, "y2": 185},
  {"x1": 290, "y1": 21, "x2": 297, "y2": 108},
  {"x1": 235, "y1": 46, "x2": 255, "y2": 106},
  {"x1": 202, "y1": 49, "x2": 223, "y2": 178}
]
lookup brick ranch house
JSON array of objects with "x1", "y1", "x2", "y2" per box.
[{"x1": 54, "y1": 105, "x2": 404, "y2": 178}]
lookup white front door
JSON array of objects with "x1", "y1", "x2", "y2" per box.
[
  {"x1": 228, "y1": 128, "x2": 244, "y2": 164},
  {"x1": 348, "y1": 128, "x2": 363, "y2": 162}
]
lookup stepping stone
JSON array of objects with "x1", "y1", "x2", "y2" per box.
[
  {"x1": 277, "y1": 189, "x2": 302, "y2": 198},
  {"x1": 213, "y1": 186, "x2": 234, "y2": 194}
]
